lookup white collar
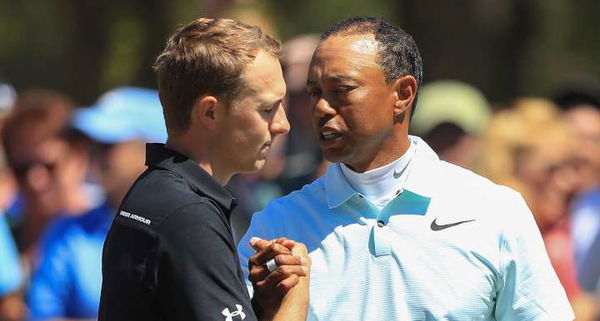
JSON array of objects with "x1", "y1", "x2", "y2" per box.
[
  {"x1": 340, "y1": 138, "x2": 416, "y2": 199},
  {"x1": 325, "y1": 136, "x2": 438, "y2": 209}
]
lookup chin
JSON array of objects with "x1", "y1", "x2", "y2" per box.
[
  {"x1": 253, "y1": 159, "x2": 267, "y2": 171},
  {"x1": 237, "y1": 159, "x2": 266, "y2": 174},
  {"x1": 322, "y1": 150, "x2": 348, "y2": 164}
]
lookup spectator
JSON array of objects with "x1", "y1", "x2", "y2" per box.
[
  {"x1": 480, "y1": 98, "x2": 598, "y2": 320},
  {"x1": 0, "y1": 82, "x2": 17, "y2": 212},
  {"x1": 1, "y1": 90, "x2": 91, "y2": 274},
  {"x1": 564, "y1": 103, "x2": 600, "y2": 320},
  {"x1": 0, "y1": 82, "x2": 24, "y2": 321},
  {"x1": 411, "y1": 80, "x2": 491, "y2": 171},
  {"x1": 27, "y1": 87, "x2": 167, "y2": 321},
  {"x1": 0, "y1": 215, "x2": 24, "y2": 321}
]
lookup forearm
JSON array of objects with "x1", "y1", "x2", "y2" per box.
[
  {"x1": 256, "y1": 275, "x2": 309, "y2": 321},
  {"x1": 271, "y1": 276, "x2": 309, "y2": 321}
]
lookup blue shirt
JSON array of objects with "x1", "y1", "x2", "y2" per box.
[
  {"x1": 28, "y1": 202, "x2": 113, "y2": 320},
  {"x1": 570, "y1": 187, "x2": 600, "y2": 294},
  {"x1": 0, "y1": 214, "x2": 22, "y2": 296},
  {"x1": 238, "y1": 137, "x2": 574, "y2": 321}
]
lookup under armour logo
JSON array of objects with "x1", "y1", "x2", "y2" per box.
[{"x1": 222, "y1": 304, "x2": 246, "y2": 321}]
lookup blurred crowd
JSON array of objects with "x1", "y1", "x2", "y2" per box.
[{"x1": 1, "y1": 34, "x2": 600, "y2": 321}]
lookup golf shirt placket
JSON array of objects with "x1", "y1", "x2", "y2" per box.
[{"x1": 336, "y1": 138, "x2": 430, "y2": 257}]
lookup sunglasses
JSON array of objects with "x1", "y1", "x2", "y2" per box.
[{"x1": 12, "y1": 161, "x2": 58, "y2": 179}]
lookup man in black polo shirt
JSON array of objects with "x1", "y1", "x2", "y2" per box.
[{"x1": 99, "y1": 18, "x2": 310, "y2": 321}]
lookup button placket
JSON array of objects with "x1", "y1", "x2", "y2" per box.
[{"x1": 371, "y1": 220, "x2": 392, "y2": 257}]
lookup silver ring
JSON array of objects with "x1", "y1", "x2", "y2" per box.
[{"x1": 265, "y1": 258, "x2": 278, "y2": 272}]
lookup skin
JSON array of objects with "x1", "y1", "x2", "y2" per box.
[
  {"x1": 167, "y1": 49, "x2": 290, "y2": 184},
  {"x1": 248, "y1": 238, "x2": 311, "y2": 321},
  {"x1": 166, "y1": 49, "x2": 308, "y2": 321},
  {"x1": 306, "y1": 33, "x2": 417, "y2": 172}
]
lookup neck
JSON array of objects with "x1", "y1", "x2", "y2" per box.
[
  {"x1": 166, "y1": 135, "x2": 231, "y2": 185},
  {"x1": 348, "y1": 132, "x2": 411, "y2": 173}
]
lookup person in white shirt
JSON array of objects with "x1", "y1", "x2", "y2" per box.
[{"x1": 239, "y1": 16, "x2": 574, "y2": 320}]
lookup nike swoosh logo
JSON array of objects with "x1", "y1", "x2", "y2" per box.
[
  {"x1": 430, "y1": 218, "x2": 476, "y2": 231},
  {"x1": 393, "y1": 169, "x2": 402, "y2": 179}
]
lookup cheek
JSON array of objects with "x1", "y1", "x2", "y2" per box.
[
  {"x1": 231, "y1": 119, "x2": 268, "y2": 147},
  {"x1": 340, "y1": 108, "x2": 388, "y2": 137}
]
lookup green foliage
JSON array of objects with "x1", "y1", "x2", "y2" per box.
[
  {"x1": 0, "y1": 0, "x2": 598, "y2": 104},
  {"x1": 260, "y1": 0, "x2": 398, "y2": 39}
]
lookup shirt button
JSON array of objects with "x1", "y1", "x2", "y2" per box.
[{"x1": 377, "y1": 220, "x2": 386, "y2": 227}]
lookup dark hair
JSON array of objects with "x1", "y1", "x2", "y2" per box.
[
  {"x1": 322, "y1": 16, "x2": 423, "y2": 110},
  {"x1": 1, "y1": 90, "x2": 74, "y2": 171},
  {"x1": 153, "y1": 18, "x2": 282, "y2": 135}
]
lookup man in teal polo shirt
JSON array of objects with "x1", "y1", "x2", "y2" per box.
[{"x1": 239, "y1": 16, "x2": 574, "y2": 320}]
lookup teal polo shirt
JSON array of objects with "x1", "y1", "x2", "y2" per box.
[{"x1": 238, "y1": 137, "x2": 573, "y2": 321}]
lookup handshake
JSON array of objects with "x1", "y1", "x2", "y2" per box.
[{"x1": 247, "y1": 237, "x2": 311, "y2": 321}]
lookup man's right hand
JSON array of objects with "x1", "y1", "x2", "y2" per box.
[{"x1": 248, "y1": 237, "x2": 311, "y2": 321}]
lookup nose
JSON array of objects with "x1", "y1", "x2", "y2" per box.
[
  {"x1": 270, "y1": 105, "x2": 290, "y2": 135},
  {"x1": 312, "y1": 97, "x2": 336, "y2": 119}
]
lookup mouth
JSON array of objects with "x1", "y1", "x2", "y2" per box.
[
  {"x1": 320, "y1": 130, "x2": 343, "y2": 142},
  {"x1": 259, "y1": 142, "x2": 272, "y2": 157}
]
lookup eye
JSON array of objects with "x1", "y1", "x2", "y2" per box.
[
  {"x1": 307, "y1": 87, "x2": 322, "y2": 97},
  {"x1": 333, "y1": 86, "x2": 355, "y2": 93}
]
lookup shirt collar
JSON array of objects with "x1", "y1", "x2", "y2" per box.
[
  {"x1": 145, "y1": 143, "x2": 236, "y2": 211},
  {"x1": 324, "y1": 136, "x2": 439, "y2": 209}
]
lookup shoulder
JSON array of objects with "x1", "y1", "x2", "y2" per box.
[
  {"x1": 254, "y1": 177, "x2": 326, "y2": 221},
  {"x1": 436, "y1": 161, "x2": 522, "y2": 203},
  {"x1": 118, "y1": 167, "x2": 223, "y2": 231},
  {"x1": 160, "y1": 201, "x2": 225, "y2": 232},
  {"x1": 158, "y1": 201, "x2": 237, "y2": 256},
  {"x1": 430, "y1": 161, "x2": 529, "y2": 232}
]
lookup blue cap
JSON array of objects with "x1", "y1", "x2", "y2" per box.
[{"x1": 72, "y1": 87, "x2": 168, "y2": 144}]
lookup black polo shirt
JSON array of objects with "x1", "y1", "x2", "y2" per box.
[{"x1": 98, "y1": 143, "x2": 257, "y2": 321}]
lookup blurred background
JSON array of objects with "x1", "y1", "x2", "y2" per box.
[{"x1": 1, "y1": 0, "x2": 600, "y2": 320}]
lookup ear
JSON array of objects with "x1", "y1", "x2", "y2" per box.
[
  {"x1": 191, "y1": 95, "x2": 220, "y2": 130},
  {"x1": 392, "y1": 75, "x2": 418, "y2": 117}
]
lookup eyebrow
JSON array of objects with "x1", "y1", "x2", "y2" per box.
[
  {"x1": 261, "y1": 97, "x2": 284, "y2": 107},
  {"x1": 307, "y1": 75, "x2": 355, "y2": 86}
]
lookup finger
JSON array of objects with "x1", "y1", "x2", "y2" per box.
[
  {"x1": 274, "y1": 254, "x2": 305, "y2": 267},
  {"x1": 250, "y1": 237, "x2": 272, "y2": 252},
  {"x1": 263, "y1": 265, "x2": 308, "y2": 288},
  {"x1": 250, "y1": 243, "x2": 292, "y2": 266},
  {"x1": 278, "y1": 239, "x2": 296, "y2": 250},
  {"x1": 275, "y1": 274, "x2": 301, "y2": 295},
  {"x1": 291, "y1": 243, "x2": 311, "y2": 268},
  {"x1": 248, "y1": 254, "x2": 305, "y2": 284},
  {"x1": 254, "y1": 272, "x2": 301, "y2": 298},
  {"x1": 249, "y1": 263, "x2": 269, "y2": 284},
  {"x1": 291, "y1": 242, "x2": 308, "y2": 256},
  {"x1": 248, "y1": 254, "x2": 310, "y2": 283},
  {"x1": 254, "y1": 278, "x2": 285, "y2": 300}
]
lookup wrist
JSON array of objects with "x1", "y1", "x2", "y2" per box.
[{"x1": 252, "y1": 296, "x2": 277, "y2": 321}]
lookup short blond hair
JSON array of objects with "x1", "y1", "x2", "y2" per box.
[{"x1": 153, "y1": 18, "x2": 282, "y2": 135}]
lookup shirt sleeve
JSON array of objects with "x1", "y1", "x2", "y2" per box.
[
  {"x1": 0, "y1": 215, "x2": 22, "y2": 297},
  {"x1": 157, "y1": 201, "x2": 258, "y2": 321},
  {"x1": 494, "y1": 191, "x2": 575, "y2": 321},
  {"x1": 27, "y1": 222, "x2": 70, "y2": 320}
]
